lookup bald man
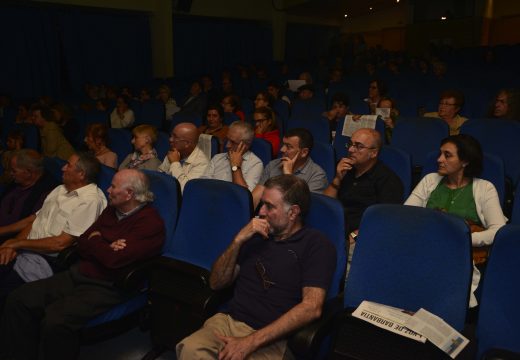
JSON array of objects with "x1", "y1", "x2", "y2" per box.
[
  {"x1": 324, "y1": 129, "x2": 403, "y2": 273},
  {"x1": 158, "y1": 122, "x2": 209, "y2": 191}
]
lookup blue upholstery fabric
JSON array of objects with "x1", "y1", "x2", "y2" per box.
[
  {"x1": 391, "y1": 117, "x2": 449, "y2": 167},
  {"x1": 310, "y1": 141, "x2": 336, "y2": 183},
  {"x1": 476, "y1": 225, "x2": 520, "y2": 358},
  {"x1": 136, "y1": 100, "x2": 165, "y2": 129},
  {"x1": 155, "y1": 131, "x2": 170, "y2": 160},
  {"x1": 378, "y1": 145, "x2": 412, "y2": 201},
  {"x1": 345, "y1": 204, "x2": 472, "y2": 331},
  {"x1": 107, "y1": 128, "x2": 133, "y2": 165},
  {"x1": 250, "y1": 137, "x2": 272, "y2": 167},
  {"x1": 287, "y1": 116, "x2": 330, "y2": 144},
  {"x1": 96, "y1": 164, "x2": 116, "y2": 199}
]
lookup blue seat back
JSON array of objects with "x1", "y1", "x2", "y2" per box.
[
  {"x1": 155, "y1": 131, "x2": 170, "y2": 160},
  {"x1": 310, "y1": 141, "x2": 336, "y2": 183},
  {"x1": 345, "y1": 204, "x2": 472, "y2": 330},
  {"x1": 165, "y1": 179, "x2": 252, "y2": 270},
  {"x1": 291, "y1": 99, "x2": 326, "y2": 122},
  {"x1": 391, "y1": 117, "x2": 449, "y2": 167},
  {"x1": 421, "y1": 151, "x2": 506, "y2": 206},
  {"x1": 136, "y1": 100, "x2": 164, "y2": 129},
  {"x1": 96, "y1": 164, "x2": 116, "y2": 199},
  {"x1": 287, "y1": 116, "x2": 330, "y2": 144},
  {"x1": 378, "y1": 145, "x2": 412, "y2": 201},
  {"x1": 43, "y1": 157, "x2": 66, "y2": 184},
  {"x1": 107, "y1": 128, "x2": 133, "y2": 165},
  {"x1": 305, "y1": 193, "x2": 347, "y2": 299},
  {"x1": 223, "y1": 112, "x2": 240, "y2": 126},
  {"x1": 476, "y1": 225, "x2": 520, "y2": 357},
  {"x1": 460, "y1": 118, "x2": 520, "y2": 187},
  {"x1": 250, "y1": 137, "x2": 272, "y2": 166}
]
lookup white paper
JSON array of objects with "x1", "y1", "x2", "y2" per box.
[
  {"x1": 375, "y1": 107, "x2": 391, "y2": 118},
  {"x1": 287, "y1": 79, "x2": 306, "y2": 92},
  {"x1": 404, "y1": 308, "x2": 469, "y2": 359},
  {"x1": 352, "y1": 301, "x2": 426, "y2": 343},
  {"x1": 341, "y1": 115, "x2": 378, "y2": 137}
]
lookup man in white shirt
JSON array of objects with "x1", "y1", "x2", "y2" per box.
[
  {"x1": 0, "y1": 152, "x2": 107, "y2": 306},
  {"x1": 158, "y1": 122, "x2": 209, "y2": 192},
  {"x1": 201, "y1": 121, "x2": 263, "y2": 191}
]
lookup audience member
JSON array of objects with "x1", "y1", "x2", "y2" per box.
[
  {"x1": 253, "y1": 107, "x2": 280, "y2": 157},
  {"x1": 424, "y1": 89, "x2": 467, "y2": 135},
  {"x1": 158, "y1": 122, "x2": 209, "y2": 192},
  {"x1": 201, "y1": 74, "x2": 221, "y2": 104},
  {"x1": 376, "y1": 96, "x2": 400, "y2": 143},
  {"x1": 254, "y1": 91, "x2": 274, "y2": 109},
  {"x1": 323, "y1": 128, "x2": 403, "y2": 273},
  {"x1": 138, "y1": 87, "x2": 152, "y2": 103},
  {"x1": 176, "y1": 175, "x2": 336, "y2": 360},
  {"x1": 50, "y1": 102, "x2": 78, "y2": 144},
  {"x1": 178, "y1": 80, "x2": 207, "y2": 118},
  {"x1": 488, "y1": 88, "x2": 520, "y2": 120},
  {"x1": 323, "y1": 92, "x2": 351, "y2": 132},
  {"x1": 0, "y1": 150, "x2": 57, "y2": 244},
  {"x1": 252, "y1": 128, "x2": 328, "y2": 208},
  {"x1": 85, "y1": 123, "x2": 118, "y2": 168},
  {"x1": 157, "y1": 84, "x2": 180, "y2": 122},
  {"x1": 198, "y1": 104, "x2": 229, "y2": 152},
  {"x1": 267, "y1": 81, "x2": 291, "y2": 106},
  {"x1": 221, "y1": 94, "x2": 245, "y2": 121},
  {"x1": 405, "y1": 134, "x2": 506, "y2": 307},
  {"x1": 297, "y1": 84, "x2": 315, "y2": 101},
  {"x1": 201, "y1": 121, "x2": 263, "y2": 191},
  {"x1": 31, "y1": 104, "x2": 75, "y2": 161},
  {"x1": 110, "y1": 95, "x2": 135, "y2": 129},
  {"x1": 0, "y1": 169, "x2": 165, "y2": 359},
  {"x1": 119, "y1": 125, "x2": 161, "y2": 171},
  {"x1": 0, "y1": 130, "x2": 24, "y2": 185},
  {"x1": 15, "y1": 102, "x2": 32, "y2": 124},
  {"x1": 365, "y1": 79, "x2": 388, "y2": 114},
  {"x1": 0, "y1": 152, "x2": 107, "y2": 306}
]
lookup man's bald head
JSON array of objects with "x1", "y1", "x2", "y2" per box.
[
  {"x1": 352, "y1": 128, "x2": 382, "y2": 151},
  {"x1": 170, "y1": 122, "x2": 199, "y2": 158}
]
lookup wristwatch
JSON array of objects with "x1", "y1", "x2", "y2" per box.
[{"x1": 231, "y1": 165, "x2": 241, "y2": 172}]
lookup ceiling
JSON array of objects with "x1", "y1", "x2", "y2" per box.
[{"x1": 283, "y1": 0, "x2": 407, "y2": 22}]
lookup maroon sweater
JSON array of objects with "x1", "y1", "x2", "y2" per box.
[{"x1": 77, "y1": 204, "x2": 165, "y2": 282}]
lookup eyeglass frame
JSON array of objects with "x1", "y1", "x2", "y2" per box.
[{"x1": 345, "y1": 140, "x2": 376, "y2": 151}]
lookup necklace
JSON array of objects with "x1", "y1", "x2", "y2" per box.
[{"x1": 450, "y1": 184, "x2": 468, "y2": 205}]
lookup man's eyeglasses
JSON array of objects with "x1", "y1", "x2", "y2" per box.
[
  {"x1": 256, "y1": 258, "x2": 275, "y2": 290},
  {"x1": 346, "y1": 140, "x2": 375, "y2": 151}
]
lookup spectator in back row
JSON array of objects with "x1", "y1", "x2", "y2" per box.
[
  {"x1": 323, "y1": 92, "x2": 351, "y2": 132},
  {"x1": 31, "y1": 104, "x2": 75, "y2": 161},
  {"x1": 84, "y1": 123, "x2": 118, "y2": 169},
  {"x1": 199, "y1": 105, "x2": 228, "y2": 152},
  {"x1": 253, "y1": 107, "x2": 280, "y2": 158},
  {"x1": 252, "y1": 128, "x2": 328, "y2": 209},
  {"x1": 201, "y1": 121, "x2": 263, "y2": 192},
  {"x1": 221, "y1": 95, "x2": 245, "y2": 122},
  {"x1": 424, "y1": 89, "x2": 467, "y2": 135},
  {"x1": 119, "y1": 125, "x2": 161, "y2": 171},
  {"x1": 159, "y1": 122, "x2": 209, "y2": 192},
  {"x1": 488, "y1": 88, "x2": 520, "y2": 120},
  {"x1": 110, "y1": 95, "x2": 135, "y2": 129},
  {"x1": 365, "y1": 79, "x2": 388, "y2": 115},
  {"x1": 157, "y1": 84, "x2": 180, "y2": 122},
  {"x1": 177, "y1": 81, "x2": 207, "y2": 119},
  {"x1": 0, "y1": 130, "x2": 24, "y2": 185}
]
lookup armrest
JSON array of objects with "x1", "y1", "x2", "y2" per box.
[
  {"x1": 113, "y1": 258, "x2": 157, "y2": 292},
  {"x1": 287, "y1": 294, "x2": 344, "y2": 358},
  {"x1": 482, "y1": 348, "x2": 520, "y2": 360},
  {"x1": 55, "y1": 245, "x2": 79, "y2": 271}
]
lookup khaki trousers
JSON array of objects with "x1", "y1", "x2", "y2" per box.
[{"x1": 176, "y1": 313, "x2": 294, "y2": 360}]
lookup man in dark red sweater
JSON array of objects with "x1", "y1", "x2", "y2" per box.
[{"x1": 0, "y1": 169, "x2": 165, "y2": 360}]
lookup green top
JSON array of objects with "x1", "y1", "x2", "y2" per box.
[{"x1": 426, "y1": 179, "x2": 481, "y2": 225}]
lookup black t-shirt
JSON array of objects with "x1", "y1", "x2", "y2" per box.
[
  {"x1": 338, "y1": 160, "x2": 403, "y2": 233},
  {"x1": 228, "y1": 226, "x2": 336, "y2": 330}
]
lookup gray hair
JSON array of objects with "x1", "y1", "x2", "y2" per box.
[
  {"x1": 12, "y1": 149, "x2": 44, "y2": 174},
  {"x1": 75, "y1": 151, "x2": 101, "y2": 184},
  {"x1": 125, "y1": 170, "x2": 154, "y2": 203},
  {"x1": 229, "y1": 121, "x2": 254, "y2": 144}
]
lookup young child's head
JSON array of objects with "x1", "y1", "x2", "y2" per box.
[{"x1": 6, "y1": 130, "x2": 24, "y2": 150}]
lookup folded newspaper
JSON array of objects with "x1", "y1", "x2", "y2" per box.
[
  {"x1": 341, "y1": 115, "x2": 377, "y2": 137},
  {"x1": 353, "y1": 301, "x2": 468, "y2": 358}
]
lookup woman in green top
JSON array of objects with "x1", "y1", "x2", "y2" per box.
[{"x1": 405, "y1": 134, "x2": 506, "y2": 308}]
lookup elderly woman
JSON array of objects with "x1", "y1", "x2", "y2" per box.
[
  {"x1": 85, "y1": 123, "x2": 118, "y2": 168},
  {"x1": 119, "y1": 125, "x2": 161, "y2": 170},
  {"x1": 424, "y1": 90, "x2": 467, "y2": 135},
  {"x1": 198, "y1": 104, "x2": 228, "y2": 152},
  {"x1": 110, "y1": 95, "x2": 135, "y2": 129},
  {"x1": 405, "y1": 134, "x2": 506, "y2": 307},
  {"x1": 253, "y1": 106, "x2": 280, "y2": 157}
]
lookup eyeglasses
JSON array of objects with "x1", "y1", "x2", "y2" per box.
[
  {"x1": 439, "y1": 102, "x2": 457, "y2": 107},
  {"x1": 346, "y1": 140, "x2": 375, "y2": 151},
  {"x1": 256, "y1": 258, "x2": 275, "y2": 290},
  {"x1": 170, "y1": 135, "x2": 190, "y2": 143}
]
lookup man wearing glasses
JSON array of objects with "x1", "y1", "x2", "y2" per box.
[
  {"x1": 177, "y1": 175, "x2": 336, "y2": 359},
  {"x1": 158, "y1": 122, "x2": 209, "y2": 192},
  {"x1": 324, "y1": 128, "x2": 403, "y2": 273}
]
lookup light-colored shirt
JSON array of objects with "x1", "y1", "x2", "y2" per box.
[
  {"x1": 258, "y1": 158, "x2": 328, "y2": 193},
  {"x1": 158, "y1": 146, "x2": 209, "y2": 191},
  {"x1": 201, "y1": 151, "x2": 263, "y2": 191},
  {"x1": 13, "y1": 183, "x2": 107, "y2": 282},
  {"x1": 110, "y1": 108, "x2": 135, "y2": 128}
]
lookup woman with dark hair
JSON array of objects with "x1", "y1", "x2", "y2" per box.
[
  {"x1": 110, "y1": 95, "x2": 135, "y2": 128},
  {"x1": 365, "y1": 79, "x2": 388, "y2": 114},
  {"x1": 198, "y1": 104, "x2": 228, "y2": 152},
  {"x1": 405, "y1": 134, "x2": 506, "y2": 308},
  {"x1": 254, "y1": 91, "x2": 274, "y2": 109},
  {"x1": 253, "y1": 107, "x2": 280, "y2": 157},
  {"x1": 85, "y1": 123, "x2": 118, "y2": 168},
  {"x1": 221, "y1": 95, "x2": 245, "y2": 122}
]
